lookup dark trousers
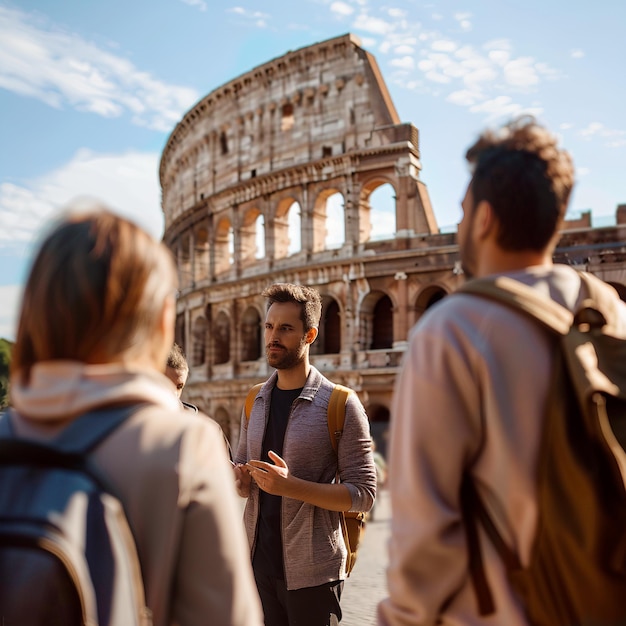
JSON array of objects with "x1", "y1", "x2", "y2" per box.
[{"x1": 253, "y1": 569, "x2": 343, "y2": 626}]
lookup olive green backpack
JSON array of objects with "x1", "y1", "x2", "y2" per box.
[{"x1": 459, "y1": 272, "x2": 626, "y2": 626}]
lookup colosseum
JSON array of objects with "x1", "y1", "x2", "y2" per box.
[{"x1": 160, "y1": 33, "x2": 626, "y2": 456}]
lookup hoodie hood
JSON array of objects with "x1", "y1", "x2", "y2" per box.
[{"x1": 10, "y1": 360, "x2": 182, "y2": 421}]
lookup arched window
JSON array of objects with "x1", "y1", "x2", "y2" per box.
[
  {"x1": 192, "y1": 316, "x2": 208, "y2": 366},
  {"x1": 194, "y1": 227, "x2": 209, "y2": 282},
  {"x1": 255, "y1": 214, "x2": 265, "y2": 259},
  {"x1": 369, "y1": 183, "x2": 396, "y2": 240},
  {"x1": 240, "y1": 209, "x2": 264, "y2": 267},
  {"x1": 323, "y1": 299, "x2": 341, "y2": 354},
  {"x1": 287, "y1": 201, "x2": 302, "y2": 256},
  {"x1": 241, "y1": 307, "x2": 262, "y2": 362},
  {"x1": 215, "y1": 217, "x2": 234, "y2": 274},
  {"x1": 214, "y1": 311, "x2": 231, "y2": 365},
  {"x1": 325, "y1": 192, "x2": 345, "y2": 249},
  {"x1": 371, "y1": 295, "x2": 393, "y2": 349}
]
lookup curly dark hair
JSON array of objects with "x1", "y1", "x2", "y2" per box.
[
  {"x1": 166, "y1": 343, "x2": 188, "y2": 371},
  {"x1": 465, "y1": 116, "x2": 575, "y2": 251},
  {"x1": 262, "y1": 283, "x2": 322, "y2": 332}
]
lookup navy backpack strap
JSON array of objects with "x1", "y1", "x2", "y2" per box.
[
  {"x1": 0, "y1": 409, "x2": 15, "y2": 438},
  {"x1": 52, "y1": 404, "x2": 141, "y2": 455},
  {"x1": 0, "y1": 405, "x2": 141, "y2": 495}
]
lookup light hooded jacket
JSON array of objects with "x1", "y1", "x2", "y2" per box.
[
  {"x1": 8, "y1": 361, "x2": 263, "y2": 626},
  {"x1": 235, "y1": 365, "x2": 377, "y2": 591},
  {"x1": 378, "y1": 265, "x2": 626, "y2": 626}
]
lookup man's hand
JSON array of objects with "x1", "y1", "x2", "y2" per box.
[
  {"x1": 246, "y1": 451, "x2": 291, "y2": 496},
  {"x1": 232, "y1": 462, "x2": 252, "y2": 498},
  {"x1": 246, "y1": 452, "x2": 352, "y2": 510}
]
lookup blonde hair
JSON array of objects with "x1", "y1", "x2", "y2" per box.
[{"x1": 12, "y1": 206, "x2": 177, "y2": 383}]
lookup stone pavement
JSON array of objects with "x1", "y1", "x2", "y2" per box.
[{"x1": 340, "y1": 488, "x2": 391, "y2": 625}]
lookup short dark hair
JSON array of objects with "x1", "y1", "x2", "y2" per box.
[
  {"x1": 167, "y1": 343, "x2": 188, "y2": 371},
  {"x1": 262, "y1": 283, "x2": 322, "y2": 332},
  {"x1": 465, "y1": 116, "x2": 575, "y2": 251}
]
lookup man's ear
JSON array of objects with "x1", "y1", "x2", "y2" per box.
[
  {"x1": 474, "y1": 200, "x2": 495, "y2": 239},
  {"x1": 305, "y1": 327, "x2": 318, "y2": 344}
]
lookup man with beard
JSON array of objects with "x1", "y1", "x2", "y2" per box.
[
  {"x1": 234, "y1": 283, "x2": 376, "y2": 626},
  {"x1": 376, "y1": 117, "x2": 626, "y2": 625}
]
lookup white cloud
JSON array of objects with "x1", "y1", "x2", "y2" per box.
[
  {"x1": 390, "y1": 56, "x2": 414, "y2": 70},
  {"x1": 503, "y1": 57, "x2": 540, "y2": 87},
  {"x1": 488, "y1": 49, "x2": 510, "y2": 66},
  {"x1": 0, "y1": 150, "x2": 166, "y2": 342},
  {"x1": 432, "y1": 39, "x2": 457, "y2": 52},
  {"x1": 470, "y1": 96, "x2": 543, "y2": 121},
  {"x1": 179, "y1": 0, "x2": 207, "y2": 11},
  {"x1": 579, "y1": 122, "x2": 626, "y2": 147},
  {"x1": 227, "y1": 6, "x2": 270, "y2": 26},
  {"x1": 447, "y1": 89, "x2": 481, "y2": 106},
  {"x1": 571, "y1": 49, "x2": 585, "y2": 59},
  {"x1": 354, "y1": 14, "x2": 394, "y2": 35},
  {"x1": 580, "y1": 122, "x2": 606, "y2": 138},
  {"x1": 0, "y1": 150, "x2": 164, "y2": 251},
  {"x1": 330, "y1": 1, "x2": 354, "y2": 16},
  {"x1": 394, "y1": 44, "x2": 414, "y2": 55},
  {"x1": 388, "y1": 8, "x2": 407, "y2": 19},
  {"x1": 0, "y1": 7, "x2": 199, "y2": 132},
  {"x1": 454, "y1": 12, "x2": 472, "y2": 30}
]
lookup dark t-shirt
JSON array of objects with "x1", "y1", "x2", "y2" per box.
[{"x1": 252, "y1": 386, "x2": 302, "y2": 579}]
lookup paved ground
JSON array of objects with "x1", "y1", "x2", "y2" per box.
[{"x1": 340, "y1": 488, "x2": 390, "y2": 625}]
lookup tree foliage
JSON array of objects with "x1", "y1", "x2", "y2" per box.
[{"x1": 0, "y1": 338, "x2": 11, "y2": 409}]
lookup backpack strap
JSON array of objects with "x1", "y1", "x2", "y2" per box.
[
  {"x1": 0, "y1": 405, "x2": 140, "y2": 494},
  {"x1": 327, "y1": 384, "x2": 351, "y2": 453},
  {"x1": 0, "y1": 409, "x2": 15, "y2": 437},
  {"x1": 51, "y1": 405, "x2": 141, "y2": 455},
  {"x1": 578, "y1": 271, "x2": 624, "y2": 331},
  {"x1": 458, "y1": 275, "x2": 573, "y2": 336},
  {"x1": 245, "y1": 382, "x2": 265, "y2": 422}
]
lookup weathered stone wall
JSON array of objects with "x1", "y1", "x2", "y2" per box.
[{"x1": 160, "y1": 34, "x2": 626, "y2": 455}]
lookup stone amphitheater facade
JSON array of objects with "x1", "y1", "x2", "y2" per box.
[{"x1": 160, "y1": 33, "x2": 626, "y2": 456}]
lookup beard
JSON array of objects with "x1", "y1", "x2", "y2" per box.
[{"x1": 266, "y1": 336, "x2": 308, "y2": 370}]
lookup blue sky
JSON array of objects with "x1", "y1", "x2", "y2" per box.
[{"x1": 1, "y1": 0, "x2": 625, "y2": 339}]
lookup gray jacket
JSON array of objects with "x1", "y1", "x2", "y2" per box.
[{"x1": 235, "y1": 366, "x2": 377, "y2": 590}]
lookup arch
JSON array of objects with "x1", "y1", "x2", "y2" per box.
[
  {"x1": 192, "y1": 316, "x2": 208, "y2": 366},
  {"x1": 179, "y1": 235, "x2": 192, "y2": 289},
  {"x1": 311, "y1": 295, "x2": 341, "y2": 356},
  {"x1": 240, "y1": 208, "x2": 265, "y2": 267},
  {"x1": 214, "y1": 310, "x2": 231, "y2": 365},
  {"x1": 274, "y1": 197, "x2": 301, "y2": 259},
  {"x1": 281, "y1": 102, "x2": 295, "y2": 132},
  {"x1": 360, "y1": 291, "x2": 394, "y2": 350},
  {"x1": 255, "y1": 215, "x2": 265, "y2": 260},
  {"x1": 415, "y1": 284, "x2": 448, "y2": 321},
  {"x1": 312, "y1": 189, "x2": 346, "y2": 252},
  {"x1": 175, "y1": 313, "x2": 185, "y2": 351},
  {"x1": 241, "y1": 306, "x2": 262, "y2": 362},
  {"x1": 215, "y1": 216, "x2": 234, "y2": 274},
  {"x1": 359, "y1": 180, "x2": 397, "y2": 243},
  {"x1": 371, "y1": 295, "x2": 393, "y2": 349},
  {"x1": 287, "y1": 201, "x2": 302, "y2": 256},
  {"x1": 194, "y1": 226, "x2": 209, "y2": 282},
  {"x1": 323, "y1": 298, "x2": 341, "y2": 354}
]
